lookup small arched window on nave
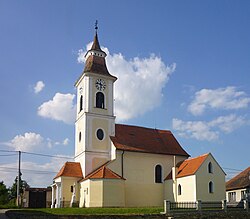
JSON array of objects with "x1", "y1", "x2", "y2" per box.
[{"x1": 155, "y1": 165, "x2": 162, "y2": 183}]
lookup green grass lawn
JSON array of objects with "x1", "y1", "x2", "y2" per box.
[{"x1": 7, "y1": 207, "x2": 163, "y2": 215}]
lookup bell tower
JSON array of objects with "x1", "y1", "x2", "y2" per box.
[{"x1": 74, "y1": 24, "x2": 117, "y2": 177}]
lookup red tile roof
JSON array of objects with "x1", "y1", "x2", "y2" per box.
[
  {"x1": 111, "y1": 124, "x2": 189, "y2": 157},
  {"x1": 165, "y1": 153, "x2": 209, "y2": 180},
  {"x1": 80, "y1": 162, "x2": 125, "y2": 181},
  {"x1": 226, "y1": 166, "x2": 250, "y2": 191},
  {"x1": 54, "y1": 162, "x2": 83, "y2": 179}
]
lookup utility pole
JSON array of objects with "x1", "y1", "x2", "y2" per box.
[{"x1": 17, "y1": 151, "x2": 21, "y2": 207}]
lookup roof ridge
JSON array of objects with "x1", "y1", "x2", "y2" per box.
[
  {"x1": 116, "y1": 123, "x2": 172, "y2": 133},
  {"x1": 185, "y1": 153, "x2": 209, "y2": 161}
]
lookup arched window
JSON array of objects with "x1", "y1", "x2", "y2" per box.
[
  {"x1": 178, "y1": 184, "x2": 182, "y2": 195},
  {"x1": 209, "y1": 181, "x2": 213, "y2": 193},
  {"x1": 208, "y1": 162, "x2": 213, "y2": 173},
  {"x1": 96, "y1": 92, "x2": 105, "y2": 109},
  {"x1": 79, "y1": 95, "x2": 83, "y2": 111},
  {"x1": 155, "y1": 165, "x2": 162, "y2": 183}
]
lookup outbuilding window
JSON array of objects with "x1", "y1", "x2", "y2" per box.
[
  {"x1": 178, "y1": 184, "x2": 181, "y2": 195},
  {"x1": 208, "y1": 162, "x2": 213, "y2": 173},
  {"x1": 209, "y1": 181, "x2": 214, "y2": 193},
  {"x1": 178, "y1": 184, "x2": 182, "y2": 195},
  {"x1": 155, "y1": 165, "x2": 162, "y2": 183}
]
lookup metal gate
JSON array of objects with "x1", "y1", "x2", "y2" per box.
[{"x1": 28, "y1": 190, "x2": 46, "y2": 208}]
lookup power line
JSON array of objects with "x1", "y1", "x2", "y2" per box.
[
  {"x1": 0, "y1": 154, "x2": 17, "y2": 157},
  {"x1": 222, "y1": 167, "x2": 243, "y2": 172},
  {"x1": 0, "y1": 149, "x2": 18, "y2": 153},
  {"x1": 0, "y1": 149, "x2": 73, "y2": 159},
  {"x1": 0, "y1": 166, "x2": 58, "y2": 174},
  {"x1": 21, "y1": 151, "x2": 73, "y2": 159}
]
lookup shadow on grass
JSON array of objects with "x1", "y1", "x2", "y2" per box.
[
  {"x1": 5, "y1": 207, "x2": 164, "y2": 219},
  {"x1": 6, "y1": 209, "x2": 53, "y2": 219}
]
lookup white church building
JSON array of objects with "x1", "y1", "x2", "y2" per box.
[{"x1": 51, "y1": 28, "x2": 226, "y2": 208}]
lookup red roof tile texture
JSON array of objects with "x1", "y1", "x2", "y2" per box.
[
  {"x1": 111, "y1": 124, "x2": 189, "y2": 157},
  {"x1": 165, "y1": 153, "x2": 209, "y2": 180},
  {"x1": 226, "y1": 166, "x2": 250, "y2": 191},
  {"x1": 54, "y1": 162, "x2": 83, "y2": 179},
  {"x1": 176, "y1": 153, "x2": 209, "y2": 178}
]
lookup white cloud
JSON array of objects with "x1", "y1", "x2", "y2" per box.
[
  {"x1": 172, "y1": 118, "x2": 219, "y2": 141},
  {"x1": 2, "y1": 133, "x2": 70, "y2": 151},
  {"x1": 37, "y1": 93, "x2": 76, "y2": 124},
  {"x1": 4, "y1": 132, "x2": 45, "y2": 151},
  {"x1": 172, "y1": 114, "x2": 247, "y2": 141},
  {"x1": 63, "y1": 138, "x2": 69, "y2": 145},
  {"x1": 188, "y1": 86, "x2": 250, "y2": 116},
  {"x1": 78, "y1": 43, "x2": 175, "y2": 121},
  {"x1": 34, "y1": 81, "x2": 45, "y2": 94},
  {"x1": 208, "y1": 114, "x2": 246, "y2": 133}
]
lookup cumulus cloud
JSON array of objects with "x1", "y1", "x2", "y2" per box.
[
  {"x1": 78, "y1": 43, "x2": 175, "y2": 121},
  {"x1": 172, "y1": 118, "x2": 219, "y2": 141},
  {"x1": 38, "y1": 93, "x2": 76, "y2": 124},
  {"x1": 4, "y1": 132, "x2": 45, "y2": 151},
  {"x1": 172, "y1": 114, "x2": 247, "y2": 141},
  {"x1": 2, "y1": 133, "x2": 70, "y2": 151},
  {"x1": 188, "y1": 86, "x2": 250, "y2": 116},
  {"x1": 208, "y1": 114, "x2": 246, "y2": 133},
  {"x1": 34, "y1": 81, "x2": 45, "y2": 94}
]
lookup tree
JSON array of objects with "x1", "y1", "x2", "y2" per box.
[
  {"x1": 9, "y1": 176, "x2": 29, "y2": 200},
  {"x1": 0, "y1": 181, "x2": 9, "y2": 205}
]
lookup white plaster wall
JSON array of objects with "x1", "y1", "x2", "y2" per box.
[{"x1": 175, "y1": 175, "x2": 196, "y2": 202}]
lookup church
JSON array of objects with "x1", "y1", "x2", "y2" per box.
[{"x1": 51, "y1": 27, "x2": 226, "y2": 208}]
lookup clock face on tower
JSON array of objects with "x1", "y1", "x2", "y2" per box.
[{"x1": 95, "y1": 79, "x2": 106, "y2": 91}]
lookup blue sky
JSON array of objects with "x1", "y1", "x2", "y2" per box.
[{"x1": 0, "y1": 0, "x2": 249, "y2": 187}]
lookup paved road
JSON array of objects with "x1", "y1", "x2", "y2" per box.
[{"x1": 0, "y1": 209, "x2": 9, "y2": 219}]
